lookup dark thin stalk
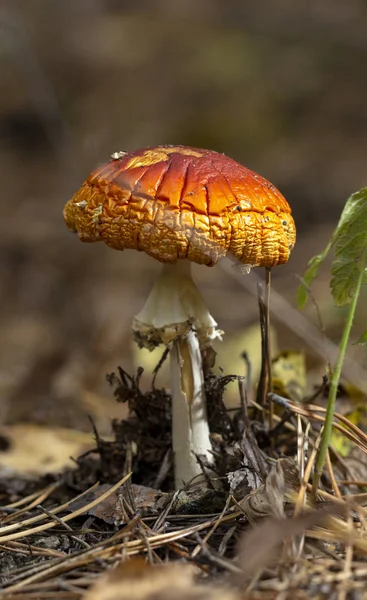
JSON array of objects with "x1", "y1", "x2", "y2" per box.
[{"x1": 265, "y1": 268, "x2": 273, "y2": 429}]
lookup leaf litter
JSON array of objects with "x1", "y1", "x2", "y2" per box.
[{"x1": 1, "y1": 345, "x2": 367, "y2": 598}]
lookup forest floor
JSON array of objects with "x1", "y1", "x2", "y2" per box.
[{"x1": 1, "y1": 354, "x2": 367, "y2": 600}]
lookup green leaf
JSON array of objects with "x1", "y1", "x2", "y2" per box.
[
  {"x1": 297, "y1": 187, "x2": 367, "y2": 309},
  {"x1": 297, "y1": 243, "x2": 332, "y2": 309},
  {"x1": 330, "y1": 188, "x2": 367, "y2": 306},
  {"x1": 355, "y1": 329, "x2": 367, "y2": 346}
]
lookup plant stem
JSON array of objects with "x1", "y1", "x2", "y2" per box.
[{"x1": 312, "y1": 246, "x2": 367, "y2": 500}]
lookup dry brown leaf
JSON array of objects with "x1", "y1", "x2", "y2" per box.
[
  {"x1": 236, "y1": 509, "x2": 331, "y2": 585},
  {"x1": 0, "y1": 424, "x2": 95, "y2": 476},
  {"x1": 239, "y1": 458, "x2": 300, "y2": 522},
  {"x1": 83, "y1": 558, "x2": 240, "y2": 600},
  {"x1": 69, "y1": 483, "x2": 167, "y2": 525}
]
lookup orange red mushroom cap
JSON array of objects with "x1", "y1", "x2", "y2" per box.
[{"x1": 63, "y1": 145, "x2": 296, "y2": 267}]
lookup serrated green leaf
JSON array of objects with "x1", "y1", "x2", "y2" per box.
[
  {"x1": 355, "y1": 329, "x2": 367, "y2": 345},
  {"x1": 297, "y1": 244, "x2": 332, "y2": 309},
  {"x1": 297, "y1": 191, "x2": 355, "y2": 309},
  {"x1": 297, "y1": 187, "x2": 367, "y2": 309},
  {"x1": 330, "y1": 188, "x2": 367, "y2": 306}
]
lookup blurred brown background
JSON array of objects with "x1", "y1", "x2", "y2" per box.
[{"x1": 1, "y1": 0, "x2": 367, "y2": 433}]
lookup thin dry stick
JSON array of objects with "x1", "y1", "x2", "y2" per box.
[
  {"x1": 36, "y1": 505, "x2": 91, "y2": 550},
  {"x1": 294, "y1": 428, "x2": 323, "y2": 514},
  {"x1": 168, "y1": 541, "x2": 195, "y2": 560},
  {"x1": 249, "y1": 397, "x2": 297, "y2": 435},
  {"x1": 265, "y1": 268, "x2": 273, "y2": 429},
  {"x1": 137, "y1": 521, "x2": 154, "y2": 565},
  {"x1": 191, "y1": 494, "x2": 233, "y2": 558},
  {"x1": 192, "y1": 534, "x2": 242, "y2": 575},
  {"x1": 139, "y1": 520, "x2": 164, "y2": 564},
  {"x1": 118, "y1": 494, "x2": 157, "y2": 565},
  {"x1": 256, "y1": 283, "x2": 268, "y2": 411},
  {"x1": 152, "y1": 348, "x2": 169, "y2": 388},
  {"x1": 152, "y1": 490, "x2": 181, "y2": 532}
]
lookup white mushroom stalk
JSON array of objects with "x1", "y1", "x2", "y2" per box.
[{"x1": 132, "y1": 261, "x2": 222, "y2": 488}]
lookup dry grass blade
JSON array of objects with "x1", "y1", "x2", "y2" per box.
[
  {"x1": 326, "y1": 449, "x2": 342, "y2": 499},
  {"x1": 0, "y1": 473, "x2": 131, "y2": 543},
  {"x1": 191, "y1": 494, "x2": 233, "y2": 558},
  {"x1": 0, "y1": 540, "x2": 65, "y2": 558},
  {"x1": 0, "y1": 482, "x2": 60, "y2": 524},
  {"x1": 294, "y1": 428, "x2": 322, "y2": 513},
  {"x1": 0, "y1": 482, "x2": 100, "y2": 534},
  {"x1": 2, "y1": 511, "x2": 239, "y2": 593},
  {"x1": 288, "y1": 400, "x2": 367, "y2": 446},
  {"x1": 2, "y1": 483, "x2": 59, "y2": 510},
  {"x1": 1, "y1": 521, "x2": 140, "y2": 593},
  {"x1": 152, "y1": 490, "x2": 180, "y2": 532},
  {"x1": 284, "y1": 401, "x2": 367, "y2": 455},
  {"x1": 1, "y1": 594, "x2": 81, "y2": 599}
]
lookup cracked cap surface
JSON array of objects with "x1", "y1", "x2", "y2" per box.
[{"x1": 63, "y1": 145, "x2": 296, "y2": 267}]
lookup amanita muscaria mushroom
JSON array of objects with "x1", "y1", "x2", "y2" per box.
[{"x1": 64, "y1": 145, "x2": 296, "y2": 487}]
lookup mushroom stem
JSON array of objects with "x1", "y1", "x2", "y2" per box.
[
  {"x1": 133, "y1": 261, "x2": 220, "y2": 488},
  {"x1": 170, "y1": 330, "x2": 213, "y2": 487}
]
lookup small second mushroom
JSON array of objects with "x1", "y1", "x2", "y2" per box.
[{"x1": 64, "y1": 145, "x2": 296, "y2": 488}]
